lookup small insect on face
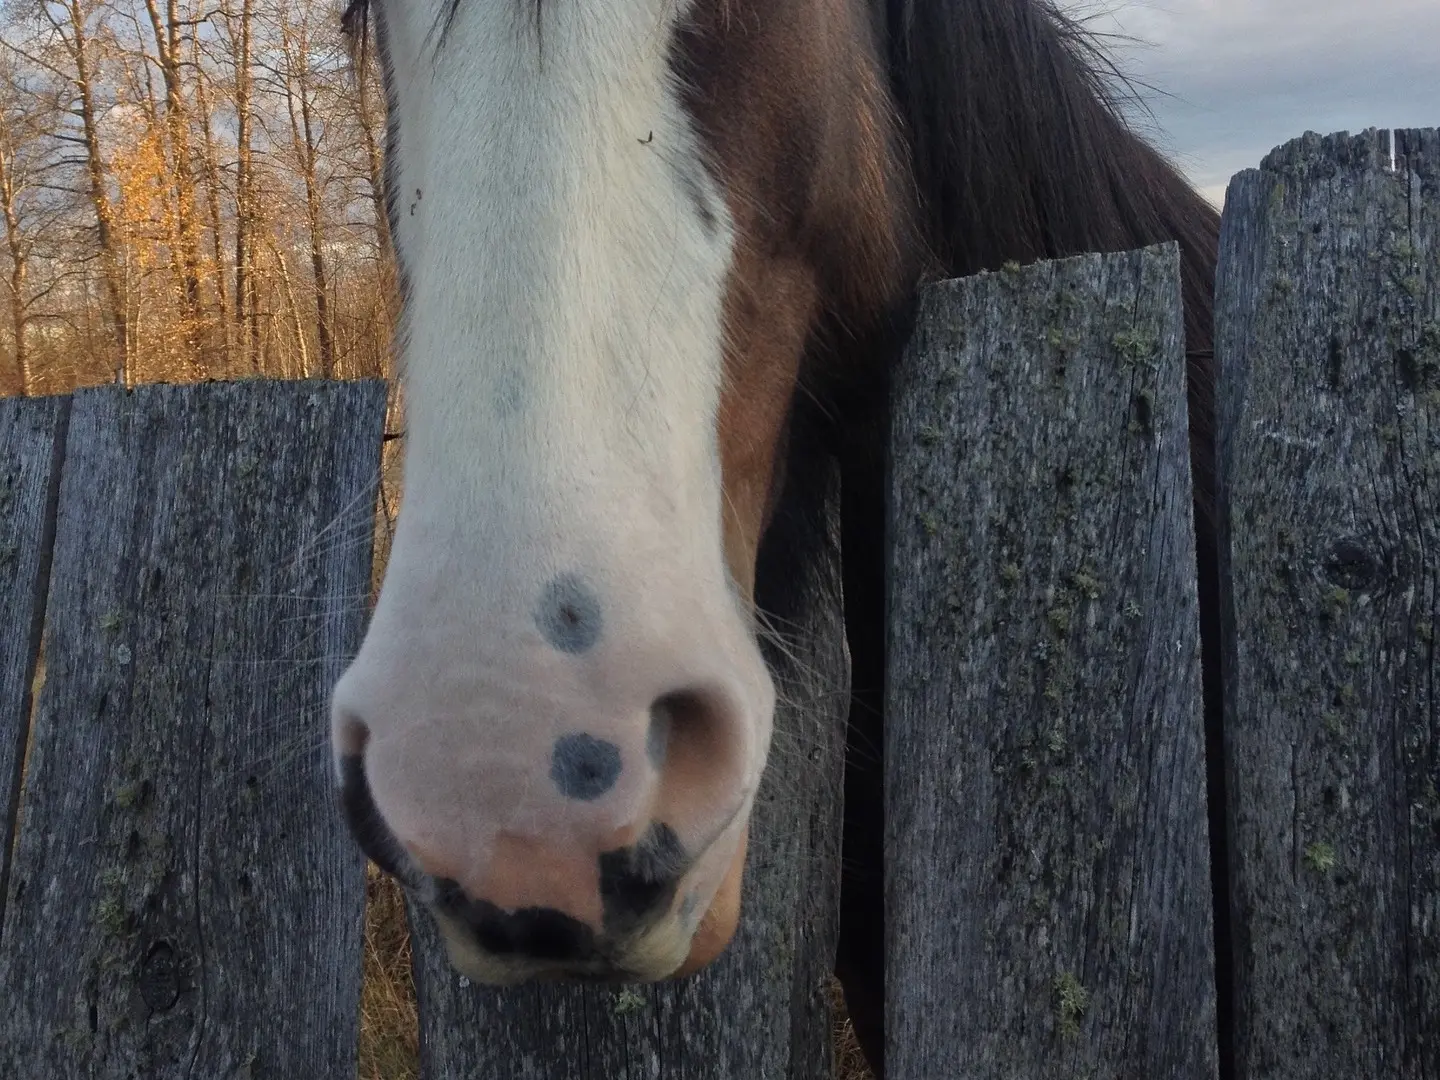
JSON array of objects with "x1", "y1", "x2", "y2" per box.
[{"x1": 331, "y1": 0, "x2": 787, "y2": 982}]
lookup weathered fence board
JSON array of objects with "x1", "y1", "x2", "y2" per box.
[
  {"x1": 1215, "y1": 128, "x2": 1439, "y2": 1078},
  {"x1": 886, "y1": 246, "x2": 1217, "y2": 1078},
  {"x1": 408, "y1": 421, "x2": 850, "y2": 1080},
  {"x1": 0, "y1": 395, "x2": 67, "y2": 926},
  {"x1": 0, "y1": 381, "x2": 387, "y2": 1078}
]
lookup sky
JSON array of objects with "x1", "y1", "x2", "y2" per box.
[{"x1": 1062, "y1": 0, "x2": 1440, "y2": 206}]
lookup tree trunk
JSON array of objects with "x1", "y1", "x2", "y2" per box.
[
  {"x1": 191, "y1": 36, "x2": 230, "y2": 373},
  {"x1": 299, "y1": 93, "x2": 333, "y2": 378},
  {"x1": 267, "y1": 235, "x2": 310, "y2": 379},
  {"x1": 0, "y1": 139, "x2": 27, "y2": 396},
  {"x1": 228, "y1": 0, "x2": 257, "y2": 371},
  {"x1": 58, "y1": 0, "x2": 128, "y2": 379},
  {"x1": 142, "y1": 0, "x2": 205, "y2": 373},
  {"x1": 282, "y1": 15, "x2": 333, "y2": 378}
]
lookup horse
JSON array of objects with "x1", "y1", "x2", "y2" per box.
[{"x1": 331, "y1": 0, "x2": 1222, "y2": 1073}]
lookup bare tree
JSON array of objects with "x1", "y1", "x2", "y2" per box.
[
  {"x1": 36, "y1": 0, "x2": 129, "y2": 378},
  {"x1": 191, "y1": 28, "x2": 229, "y2": 370},
  {"x1": 350, "y1": 31, "x2": 388, "y2": 279},
  {"x1": 274, "y1": 1, "x2": 333, "y2": 376},
  {"x1": 0, "y1": 101, "x2": 31, "y2": 393},
  {"x1": 139, "y1": 0, "x2": 205, "y2": 370},
  {"x1": 0, "y1": 0, "x2": 398, "y2": 394},
  {"x1": 221, "y1": 0, "x2": 258, "y2": 369}
]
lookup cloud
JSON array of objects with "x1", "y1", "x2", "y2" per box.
[{"x1": 1065, "y1": 0, "x2": 1440, "y2": 204}]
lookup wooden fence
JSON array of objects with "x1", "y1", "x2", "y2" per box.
[{"x1": 0, "y1": 127, "x2": 1434, "y2": 1078}]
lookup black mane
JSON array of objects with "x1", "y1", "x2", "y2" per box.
[
  {"x1": 877, "y1": 0, "x2": 1219, "y2": 518},
  {"x1": 881, "y1": 0, "x2": 1219, "y2": 356}
]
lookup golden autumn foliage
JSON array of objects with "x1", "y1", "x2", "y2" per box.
[{"x1": 0, "y1": 0, "x2": 395, "y2": 395}]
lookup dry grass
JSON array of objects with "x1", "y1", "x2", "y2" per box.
[
  {"x1": 830, "y1": 974, "x2": 877, "y2": 1080},
  {"x1": 358, "y1": 866, "x2": 421, "y2": 1080},
  {"x1": 356, "y1": 874, "x2": 876, "y2": 1079}
]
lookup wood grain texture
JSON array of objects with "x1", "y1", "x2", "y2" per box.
[
  {"x1": 409, "y1": 422, "x2": 850, "y2": 1080},
  {"x1": 0, "y1": 380, "x2": 387, "y2": 1079},
  {"x1": 886, "y1": 247, "x2": 1216, "y2": 1079},
  {"x1": 1215, "y1": 128, "x2": 1439, "y2": 1079},
  {"x1": 0, "y1": 394, "x2": 67, "y2": 927}
]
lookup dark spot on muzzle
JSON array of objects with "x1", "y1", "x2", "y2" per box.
[
  {"x1": 434, "y1": 880, "x2": 598, "y2": 962},
  {"x1": 599, "y1": 822, "x2": 687, "y2": 935},
  {"x1": 551, "y1": 733, "x2": 622, "y2": 800},
  {"x1": 536, "y1": 573, "x2": 603, "y2": 653}
]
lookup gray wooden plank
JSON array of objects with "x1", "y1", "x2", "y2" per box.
[
  {"x1": 0, "y1": 380, "x2": 387, "y2": 1078},
  {"x1": 0, "y1": 394, "x2": 67, "y2": 928},
  {"x1": 1215, "y1": 128, "x2": 1439, "y2": 1079},
  {"x1": 409, "y1": 420, "x2": 849, "y2": 1080},
  {"x1": 886, "y1": 246, "x2": 1217, "y2": 1078}
]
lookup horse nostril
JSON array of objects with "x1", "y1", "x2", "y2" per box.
[
  {"x1": 648, "y1": 686, "x2": 752, "y2": 846},
  {"x1": 649, "y1": 689, "x2": 717, "y2": 750},
  {"x1": 647, "y1": 698, "x2": 672, "y2": 769},
  {"x1": 334, "y1": 710, "x2": 371, "y2": 758},
  {"x1": 337, "y1": 740, "x2": 413, "y2": 886}
]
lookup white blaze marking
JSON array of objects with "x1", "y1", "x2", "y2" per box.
[
  {"x1": 377, "y1": 0, "x2": 737, "y2": 597},
  {"x1": 342, "y1": 0, "x2": 775, "y2": 851}
]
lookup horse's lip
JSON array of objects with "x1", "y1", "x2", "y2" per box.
[
  {"x1": 535, "y1": 966, "x2": 641, "y2": 984},
  {"x1": 429, "y1": 905, "x2": 666, "y2": 984}
]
